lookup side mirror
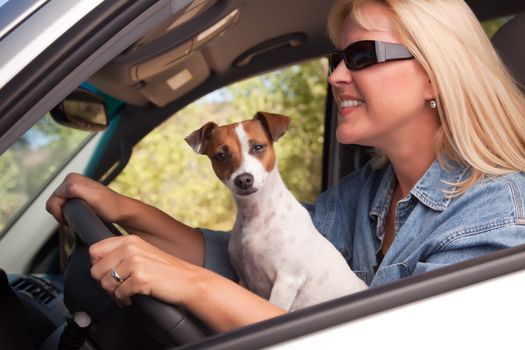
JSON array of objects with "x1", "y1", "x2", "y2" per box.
[{"x1": 50, "y1": 88, "x2": 109, "y2": 131}]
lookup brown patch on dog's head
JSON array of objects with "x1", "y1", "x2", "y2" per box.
[
  {"x1": 186, "y1": 122, "x2": 243, "y2": 182},
  {"x1": 253, "y1": 111, "x2": 291, "y2": 142},
  {"x1": 205, "y1": 124, "x2": 243, "y2": 182}
]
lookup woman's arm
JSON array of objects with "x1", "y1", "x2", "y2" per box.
[
  {"x1": 188, "y1": 268, "x2": 287, "y2": 332},
  {"x1": 112, "y1": 196, "x2": 205, "y2": 266},
  {"x1": 89, "y1": 235, "x2": 286, "y2": 332},
  {"x1": 46, "y1": 173, "x2": 205, "y2": 266}
]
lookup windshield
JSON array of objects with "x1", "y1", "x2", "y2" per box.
[{"x1": 0, "y1": 113, "x2": 92, "y2": 236}]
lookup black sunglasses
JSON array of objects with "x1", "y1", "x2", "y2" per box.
[{"x1": 328, "y1": 40, "x2": 414, "y2": 73}]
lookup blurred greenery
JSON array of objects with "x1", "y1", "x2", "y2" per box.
[
  {"x1": 0, "y1": 114, "x2": 89, "y2": 232},
  {"x1": 110, "y1": 59, "x2": 328, "y2": 231},
  {"x1": 482, "y1": 17, "x2": 512, "y2": 38}
]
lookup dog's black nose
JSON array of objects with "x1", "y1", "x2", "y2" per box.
[{"x1": 234, "y1": 173, "x2": 254, "y2": 190}]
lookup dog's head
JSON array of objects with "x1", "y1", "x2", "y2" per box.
[{"x1": 185, "y1": 112, "x2": 291, "y2": 196}]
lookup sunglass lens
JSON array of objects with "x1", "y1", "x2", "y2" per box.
[
  {"x1": 328, "y1": 52, "x2": 343, "y2": 74},
  {"x1": 345, "y1": 41, "x2": 376, "y2": 70}
]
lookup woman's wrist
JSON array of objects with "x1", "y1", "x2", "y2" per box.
[
  {"x1": 180, "y1": 266, "x2": 286, "y2": 332},
  {"x1": 182, "y1": 265, "x2": 215, "y2": 307}
]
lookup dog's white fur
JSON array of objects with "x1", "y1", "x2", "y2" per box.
[{"x1": 187, "y1": 114, "x2": 368, "y2": 311}]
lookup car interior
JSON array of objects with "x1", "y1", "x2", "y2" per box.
[{"x1": 1, "y1": 0, "x2": 525, "y2": 349}]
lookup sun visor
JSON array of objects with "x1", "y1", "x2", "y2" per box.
[
  {"x1": 87, "y1": 1, "x2": 244, "y2": 108},
  {"x1": 137, "y1": 51, "x2": 209, "y2": 107},
  {"x1": 130, "y1": 41, "x2": 192, "y2": 82}
]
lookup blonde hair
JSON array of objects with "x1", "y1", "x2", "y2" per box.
[{"x1": 328, "y1": 0, "x2": 525, "y2": 194}]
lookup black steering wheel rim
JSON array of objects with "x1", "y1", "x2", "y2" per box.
[{"x1": 62, "y1": 198, "x2": 207, "y2": 347}]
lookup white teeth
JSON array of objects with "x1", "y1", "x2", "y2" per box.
[{"x1": 340, "y1": 99, "x2": 364, "y2": 108}]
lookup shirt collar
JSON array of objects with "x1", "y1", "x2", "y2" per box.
[
  {"x1": 410, "y1": 159, "x2": 469, "y2": 211},
  {"x1": 370, "y1": 158, "x2": 469, "y2": 215},
  {"x1": 370, "y1": 164, "x2": 396, "y2": 218}
]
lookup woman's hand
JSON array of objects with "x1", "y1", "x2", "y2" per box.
[
  {"x1": 88, "y1": 235, "x2": 286, "y2": 332},
  {"x1": 89, "y1": 235, "x2": 199, "y2": 306},
  {"x1": 46, "y1": 173, "x2": 125, "y2": 225}
]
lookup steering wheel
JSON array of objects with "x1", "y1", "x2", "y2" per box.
[{"x1": 62, "y1": 198, "x2": 207, "y2": 348}]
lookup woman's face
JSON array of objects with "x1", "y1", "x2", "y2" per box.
[{"x1": 328, "y1": 2, "x2": 437, "y2": 150}]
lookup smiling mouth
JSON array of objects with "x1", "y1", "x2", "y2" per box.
[{"x1": 339, "y1": 99, "x2": 364, "y2": 108}]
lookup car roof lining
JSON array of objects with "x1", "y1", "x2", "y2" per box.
[{"x1": 88, "y1": 0, "x2": 337, "y2": 108}]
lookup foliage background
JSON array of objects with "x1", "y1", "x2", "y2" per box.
[{"x1": 110, "y1": 60, "x2": 328, "y2": 231}]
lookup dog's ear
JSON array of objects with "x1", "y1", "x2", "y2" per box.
[
  {"x1": 254, "y1": 111, "x2": 291, "y2": 142},
  {"x1": 184, "y1": 122, "x2": 218, "y2": 154}
]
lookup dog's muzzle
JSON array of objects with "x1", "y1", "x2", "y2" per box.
[{"x1": 234, "y1": 173, "x2": 256, "y2": 195}]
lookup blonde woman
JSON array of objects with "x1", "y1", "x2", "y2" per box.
[
  {"x1": 46, "y1": 0, "x2": 525, "y2": 332},
  {"x1": 323, "y1": 0, "x2": 525, "y2": 285}
]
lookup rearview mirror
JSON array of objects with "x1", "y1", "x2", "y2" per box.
[{"x1": 50, "y1": 88, "x2": 109, "y2": 131}]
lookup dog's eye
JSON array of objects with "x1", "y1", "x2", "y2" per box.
[
  {"x1": 252, "y1": 144, "x2": 266, "y2": 153},
  {"x1": 213, "y1": 151, "x2": 228, "y2": 161}
]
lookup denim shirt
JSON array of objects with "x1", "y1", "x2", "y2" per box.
[{"x1": 200, "y1": 159, "x2": 525, "y2": 288}]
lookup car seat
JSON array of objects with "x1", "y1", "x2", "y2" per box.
[{"x1": 492, "y1": 11, "x2": 525, "y2": 91}]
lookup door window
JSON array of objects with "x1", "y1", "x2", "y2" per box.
[
  {"x1": 0, "y1": 113, "x2": 92, "y2": 235},
  {"x1": 111, "y1": 59, "x2": 328, "y2": 231}
]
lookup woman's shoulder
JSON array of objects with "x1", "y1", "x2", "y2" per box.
[
  {"x1": 490, "y1": 171, "x2": 525, "y2": 188},
  {"x1": 471, "y1": 171, "x2": 525, "y2": 199},
  {"x1": 450, "y1": 171, "x2": 525, "y2": 222},
  {"x1": 422, "y1": 172, "x2": 525, "y2": 259}
]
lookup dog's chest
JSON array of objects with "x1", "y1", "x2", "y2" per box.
[
  {"x1": 227, "y1": 176, "x2": 316, "y2": 298},
  {"x1": 230, "y1": 216, "x2": 288, "y2": 266},
  {"x1": 228, "y1": 208, "x2": 298, "y2": 296}
]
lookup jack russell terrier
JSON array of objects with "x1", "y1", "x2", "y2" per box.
[{"x1": 185, "y1": 111, "x2": 368, "y2": 311}]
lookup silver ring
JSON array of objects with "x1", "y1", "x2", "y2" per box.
[{"x1": 111, "y1": 268, "x2": 124, "y2": 283}]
